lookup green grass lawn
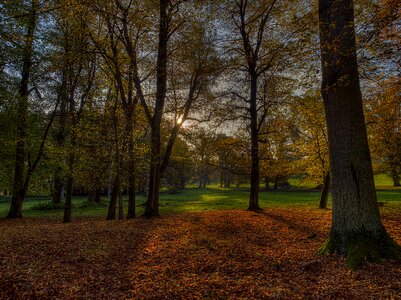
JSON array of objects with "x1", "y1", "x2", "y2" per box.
[{"x1": 1, "y1": 174, "x2": 400, "y2": 219}]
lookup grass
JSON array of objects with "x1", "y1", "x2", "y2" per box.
[{"x1": 0, "y1": 174, "x2": 400, "y2": 219}]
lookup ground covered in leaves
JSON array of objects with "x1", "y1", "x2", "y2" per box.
[{"x1": 1, "y1": 208, "x2": 401, "y2": 299}]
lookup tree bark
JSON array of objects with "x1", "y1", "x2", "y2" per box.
[
  {"x1": 144, "y1": 0, "x2": 169, "y2": 218},
  {"x1": 273, "y1": 176, "x2": 279, "y2": 191},
  {"x1": 107, "y1": 173, "x2": 120, "y2": 220},
  {"x1": 52, "y1": 68, "x2": 68, "y2": 204},
  {"x1": 390, "y1": 165, "x2": 400, "y2": 187},
  {"x1": 248, "y1": 74, "x2": 261, "y2": 211},
  {"x1": 52, "y1": 170, "x2": 64, "y2": 204},
  {"x1": 118, "y1": 186, "x2": 123, "y2": 221},
  {"x1": 126, "y1": 112, "x2": 136, "y2": 219},
  {"x1": 7, "y1": 0, "x2": 38, "y2": 218},
  {"x1": 62, "y1": 152, "x2": 74, "y2": 223},
  {"x1": 318, "y1": 0, "x2": 401, "y2": 268},
  {"x1": 319, "y1": 172, "x2": 330, "y2": 209},
  {"x1": 264, "y1": 176, "x2": 271, "y2": 191},
  {"x1": 63, "y1": 95, "x2": 77, "y2": 223}
]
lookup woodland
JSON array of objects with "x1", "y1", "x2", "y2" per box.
[{"x1": 0, "y1": 0, "x2": 401, "y2": 298}]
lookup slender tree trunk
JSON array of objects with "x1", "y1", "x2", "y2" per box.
[
  {"x1": 390, "y1": 165, "x2": 400, "y2": 187},
  {"x1": 7, "y1": 0, "x2": 38, "y2": 218},
  {"x1": 118, "y1": 187, "x2": 123, "y2": 221},
  {"x1": 264, "y1": 176, "x2": 271, "y2": 191},
  {"x1": 126, "y1": 116, "x2": 136, "y2": 219},
  {"x1": 88, "y1": 188, "x2": 101, "y2": 204},
  {"x1": 145, "y1": 129, "x2": 161, "y2": 217},
  {"x1": 248, "y1": 74, "x2": 261, "y2": 211},
  {"x1": 108, "y1": 104, "x2": 121, "y2": 220},
  {"x1": 107, "y1": 173, "x2": 120, "y2": 220},
  {"x1": 202, "y1": 174, "x2": 207, "y2": 189},
  {"x1": 52, "y1": 171, "x2": 64, "y2": 204},
  {"x1": 94, "y1": 188, "x2": 101, "y2": 204},
  {"x1": 52, "y1": 72, "x2": 68, "y2": 204},
  {"x1": 62, "y1": 152, "x2": 74, "y2": 223},
  {"x1": 319, "y1": 172, "x2": 330, "y2": 209},
  {"x1": 273, "y1": 176, "x2": 279, "y2": 191},
  {"x1": 63, "y1": 96, "x2": 77, "y2": 223},
  {"x1": 144, "y1": 0, "x2": 168, "y2": 218},
  {"x1": 319, "y1": 0, "x2": 401, "y2": 268}
]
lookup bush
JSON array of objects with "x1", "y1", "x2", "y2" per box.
[
  {"x1": 78, "y1": 200, "x2": 108, "y2": 209},
  {"x1": 30, "y1": 201, "x2": 66, "y2": 211}
]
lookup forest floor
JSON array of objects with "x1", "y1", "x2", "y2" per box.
[{"x1": 1, "y1": 207, "x2": 401, "y2": 299}]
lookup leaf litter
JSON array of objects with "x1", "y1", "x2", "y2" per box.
[{"x1": 0, "y1": 208, "x2": 400, "y2": 299}]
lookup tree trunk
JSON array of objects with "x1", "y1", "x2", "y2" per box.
[
  {"x1": 143, "y1": 0, "x2": 168, "y2": 218},
  {"x1": 391, "y1": 166, "x2": 400, "y2": 187},
  {"x1": 264, "y1": 177, "x2": 271, "y2": 191},
  {"x1": 88, "y1": 188, "x2": 101, "y2": 204},
  {"x1": 318, "y1": 0, "x2": 401, "y2": 268},
  {"x1": 63, "y1": 152, "x2": 74, "y2": 223},
  {"x1": 126, "y1": 117, "x2": 136, "y2": 219},
  {"x1": 7, "y1": 0, "x2": 38, "y2": 219},
  {"x1": 319, "y1": 172, "x2": 330, "y2": 209},
  {"x1": 248, "y1": 74, "x2": 261, "y2": 211},
  {"x1": 94, "y1": 188, "x2": 101, "y2": 204},
  {"x1": 273, "y1": 177, "x2": 279, "y2": 191},
  {"x1": 52, "y1": 70, "x2": 68, "y2": 205},
  {"x1": 118, "y1": 187, "x2": 123, "y2": 221},
  {"x1": 107, "y1": 173, "x2": 120, "y2": 220},
  {"x1": 144, "y1": 134, "x2": 160, "y2": 218},
  {"x1": 52, "y1": 170, "x2": 64, "y2": 204},
  {"x1": 202, "y1": 174, "x2": 207, "y2": 189},
  {"x1": 199, "y1": 175, "x2": 203, "y2": 189}
]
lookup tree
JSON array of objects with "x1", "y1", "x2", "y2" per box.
[
  {"x1": 366, "y1": 79, "x2": 401, "y2": 186},
  {"x1": 226, "y1": 0, "x2": 306, "y2": 210},
  {"x1": 140, "y1": 1, "x2": 221, "y2": 217},
  {"x1": 5, "y1": 0, "x2": 58, "y2": 217},
  {"x1": 318, "y1": 0, "x2": 401, "y2": 267},
  {"x1": 291, "y1": 93, "x2": 330, "y2": 208},
  {"x1": 56, "y1": 2, "x2": 98, "y2": 223}
]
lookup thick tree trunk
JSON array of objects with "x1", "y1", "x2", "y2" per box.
[
  {"x1": 319, "y1": 0, "x2": 401, "y2": 267},
  {"x1": 319, "y1": 172, "x2": 330, "y2": 209},
  {"x1": 7, "y1": 0, "x2": 38, "y2": 219},
  {"x1": 248, "y1": 75, "x2": 261, "y2": 211}
]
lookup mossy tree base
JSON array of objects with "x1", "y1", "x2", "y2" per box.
[{"x1": 319, "y1": 230, "x2": 401, "y2": 269}]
